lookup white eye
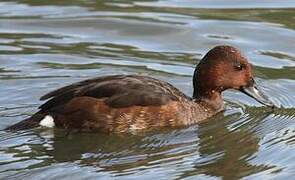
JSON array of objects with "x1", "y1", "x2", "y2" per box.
[{"x1": 234, "y1": 64, "x2": 245, "y2": 71}]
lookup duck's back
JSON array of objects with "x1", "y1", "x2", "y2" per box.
[
  {"x1": 7, "y1": 75, "x2": 202, "y2": 133},
  {"x1": 40, "y1": 75, "x2": 190, "y2": 111}
]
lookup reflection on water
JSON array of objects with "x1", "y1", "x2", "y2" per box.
[
  {"x1": 1, "y1": 107, "x2": 294, "y2": 179},
  {"x1": 0, "y1": 0, "x2": 294, "y2": 179}
]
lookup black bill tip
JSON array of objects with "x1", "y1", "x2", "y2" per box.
[{"x1": 240, "y1": 82, "x2": 274, "y2": 108}]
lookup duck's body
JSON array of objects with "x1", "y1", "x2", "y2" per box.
[
  {"x1": 7, "y1": 75, "x2": 217, "y2": 133},
  {"x1": 5, "y1": 46, "x2": 273, "y2": 133}
]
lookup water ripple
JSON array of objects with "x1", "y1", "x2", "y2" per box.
[{"x1": 0, "y1": 0, "x2": 294, "y2": 179}]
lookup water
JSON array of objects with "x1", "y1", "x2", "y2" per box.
[{"x1": 0, "y1": 0, "x2": 294, "y2": 179}]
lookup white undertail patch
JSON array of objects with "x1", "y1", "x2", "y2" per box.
[{"x1": 39, "y1": 115, "x2": 55, "y2": 128}]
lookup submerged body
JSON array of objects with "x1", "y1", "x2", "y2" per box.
[{"x1": 5, "y1": 45, "x2": 273, "y2": 133}]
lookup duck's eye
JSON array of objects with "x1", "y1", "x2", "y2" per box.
[{"x1": 234, "y1": 64, "x2": 245, "y2": 71}]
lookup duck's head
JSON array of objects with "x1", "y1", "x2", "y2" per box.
[{"x1": 193, "y1": 45, "x2": 274, "y2": 107}]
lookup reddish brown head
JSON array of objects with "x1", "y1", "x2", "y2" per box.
[{"x1": 193, "y1": 45, "x2": 273, "y2": 107}]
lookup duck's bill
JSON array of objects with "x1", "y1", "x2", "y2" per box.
[{"x1": 240, "y1": 80, "x2": 274, "y2": 107}]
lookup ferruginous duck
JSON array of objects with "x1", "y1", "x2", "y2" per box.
[{"x1": 5, "y1": 45, "x2": 274, "y2": 133}]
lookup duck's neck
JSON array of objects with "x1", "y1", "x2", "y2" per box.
[{"x1": 193, "y1": 88, "x2": 224, "y2": 112}]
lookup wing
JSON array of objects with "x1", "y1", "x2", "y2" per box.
[{"x1": 39, "y1": 75, "x2": 189, "y2": 111}]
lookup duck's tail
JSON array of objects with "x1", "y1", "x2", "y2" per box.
[{"x1": 4, "y1": 112, "x2": 46, "y2": 131}]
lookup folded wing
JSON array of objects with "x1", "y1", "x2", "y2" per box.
[{"x1": 39, "y1": 75, "x2": 188, "y2": 111}]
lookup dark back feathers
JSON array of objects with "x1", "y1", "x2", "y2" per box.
[{"x1": 39, "y1": 75, "x2": 189, "y2": 110}]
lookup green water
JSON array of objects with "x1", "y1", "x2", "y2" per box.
[{"x1": 0, "y1": 0, "x2": 295, "y2": 179}]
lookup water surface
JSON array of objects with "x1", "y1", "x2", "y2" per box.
[{"x1": 0, "y1": 0, "x2": 295, "y2": 179}]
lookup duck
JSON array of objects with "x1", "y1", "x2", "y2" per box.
[{"x1": 5, "y1": 45, "x2": 274, "y2": 133}]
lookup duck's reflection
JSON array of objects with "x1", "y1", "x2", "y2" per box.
[
  {"x1": 180, "y1": 111, "x2": 272, "y2": 179},
  {"x1": 4, "y1": 108, "x2": 276, "y2": 179}
]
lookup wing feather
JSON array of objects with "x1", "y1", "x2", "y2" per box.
[{"x1": 39, "y1": 75, "x2": 188, "y2": 110}]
